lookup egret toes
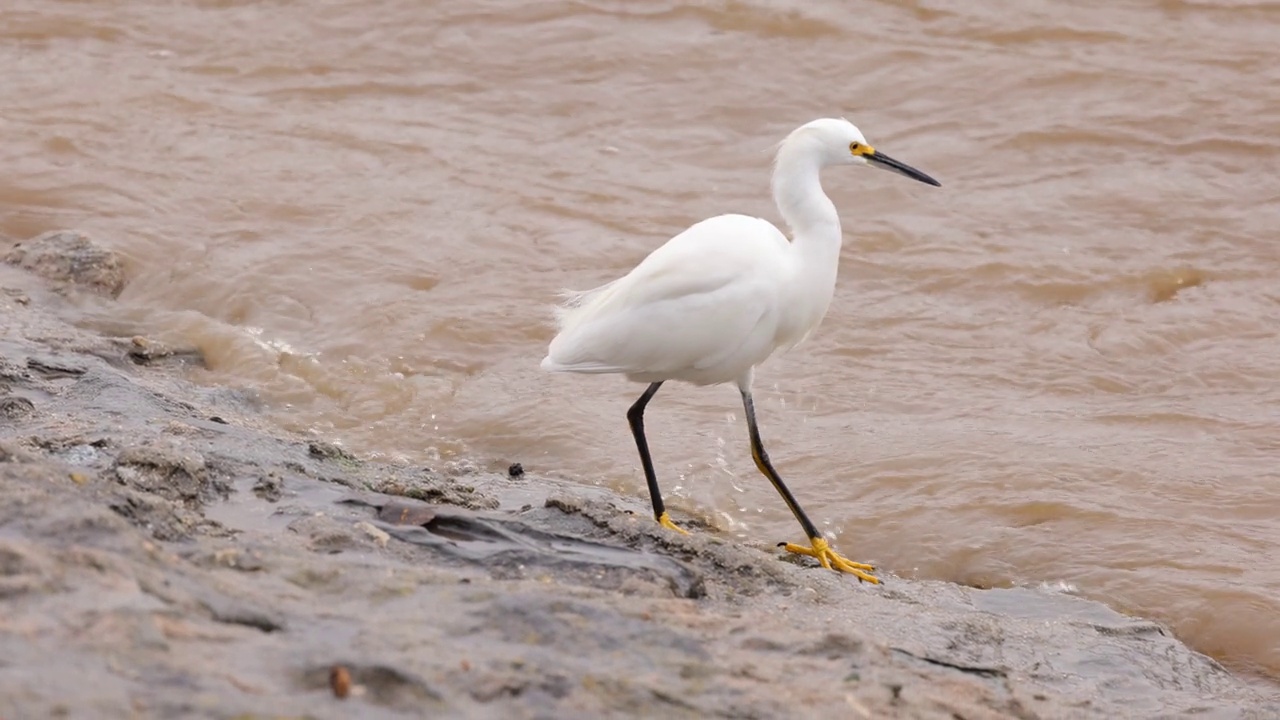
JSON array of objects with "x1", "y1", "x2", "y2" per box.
[
  {"x1": 657, "y1": 511, "x2": 690, "y2": 536},
  {"x1": 783, "y1": 537, "x2": 880, "y2": 584}
]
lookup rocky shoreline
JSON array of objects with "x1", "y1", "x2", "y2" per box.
[{"x1": 2, "y1": 231, "x2": 1277, "y2": 719}]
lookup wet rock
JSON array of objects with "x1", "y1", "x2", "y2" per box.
[
  {"x1": 0, "y1": 395, "x2": 36, "y2": 420},
  {"x1": 3, "y1": 287, "x2": 31, "y2": 306},
  {"x1": 308, "y1": 440, "x2": 358, "y2": 464},
  {"x1": 252, "y1": 473, "x2": 282, "y2": 502},
  {"x1": 375, "y1": 472, "x2": 500, "y2": 510},
  {"x1": 353, "y1": 521, "x2": 390, "y2": 548},
  {"x1": 799, "y1": 631, "x2": 866, "y2": 658},
  {"x1": 0, "y1": 439, "x2": 42, "y2": 463},
  {"x1": 3, "y1": 230, "x2": 126, "y2": 298},
  {"x1": 0, "y1": 359, "x2": 25, "y2": 384},
  {"x1": 180, "y1": 546, "x2": 267, "y2": 572},
  {"x1": 360, "y1": 497, "x2": 706, "y2": 599},
  {"x1": 373, "y1": 499, "x2": 442, "y2": 527},
  {"x1": 0, "y1": 539, "x2": 60, "y2": 598},
  {"x1": 288, "y1": 514, "x2": 359, "y2": 553},
  {"x1": 541, "y1": 493, "x2": 782, "y2": 586},
  {"x1": 119, "y1": 336, "x2": 205, "y2": 369},
  {"x1": 27, "y1": 354, "x2": 87, "y2": 379},
  {"x1": 108, "y1": 486, "x2": 207, "y2": 542},
  {"x1": 113, "y1": 442, "x2": 227, "y2": 509},
  {"x1": 58, "y1": 441, "x2": 108, "y2": 466},
  {"x1": 201, "y1": 593, "x2": 285, "y2": 632}
]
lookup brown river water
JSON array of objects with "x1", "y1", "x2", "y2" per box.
[{"x1": 4, "y1": 0, "x2": 1280, "y2": 686}]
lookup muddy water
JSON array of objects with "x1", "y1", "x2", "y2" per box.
[{"x1": 4, "y1": 0, "x2": 1279, "y2": 683}]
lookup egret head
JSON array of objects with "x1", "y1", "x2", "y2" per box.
[{"x1": 790, "y1": 117, "x2": 941, "y2": 187}]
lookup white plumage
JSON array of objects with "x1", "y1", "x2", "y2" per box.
[
  {"x1": 542, "y1": 213, "x2": 799, "y2": 385},
  {"x1": 541, "y1": 118, "x2": 940, "y2": 583}
]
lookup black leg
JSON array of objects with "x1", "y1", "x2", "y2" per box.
[
  {"x1": 740, "y1": 388, "x2": 822, "y2": 540},
  {"x1": 741, "y1": 387, "x2": 877, "y2": 581},
  {"x1": 627, "y1": 382, "x2": 668, "y2": 522}
]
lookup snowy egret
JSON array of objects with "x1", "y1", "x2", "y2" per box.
[{"x1": 541, "y1": 118, "x2": 940, "y2": 584}]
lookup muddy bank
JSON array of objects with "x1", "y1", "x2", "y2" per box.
[{"x1": 1, "y1": 233, "x2": 1277, "y2": 719}]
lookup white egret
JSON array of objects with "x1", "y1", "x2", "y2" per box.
[{"x1": 541, "y1": 118, "x2": 940, "y2": 584}]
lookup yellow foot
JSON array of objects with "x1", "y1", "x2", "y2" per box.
[
  {"x1": 656, "y1": 511, "x2": 690, "y2": 535},
  {"x1": 783, "y1": 537, "x2": 880, "y2": 584}
]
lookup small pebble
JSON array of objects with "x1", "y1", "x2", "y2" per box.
[
  {"x1": 354, "y1": 521, "x2": 390, "y2": 548},
  {"x1": 330, "y1": 665, "x2": 351, "y2": 699}
]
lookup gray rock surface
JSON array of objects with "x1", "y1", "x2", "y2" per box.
[
  {"x1": 1, "y1": 233, "x2": 1277, "y2": 719},
  {"x1": 4, "y1": 229, "x2": 126, "y2": 298}
]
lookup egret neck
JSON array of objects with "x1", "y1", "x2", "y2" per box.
[{"x1": 771, "y1": 133, "x2": 843, "y2": 335}]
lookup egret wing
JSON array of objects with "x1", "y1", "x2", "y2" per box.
[
  {"x1": 543, "y1": 215, "x2": 788, "y2": 377},
  {"x1": 545, "y1": 273, "x2": 776, "y2": 378}
]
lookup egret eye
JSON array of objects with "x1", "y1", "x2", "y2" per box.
[{"x1": 849, "y1": 142, "x2": 861, "y2": 153}]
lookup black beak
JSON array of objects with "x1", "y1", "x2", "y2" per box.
[{"x1": 866, "y1": 150, "x2": 941, "y2": 187}]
